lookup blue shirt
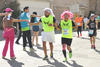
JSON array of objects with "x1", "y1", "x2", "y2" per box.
[{"x1": 20, "y1": 12, "x2": 30, "y2": 28}]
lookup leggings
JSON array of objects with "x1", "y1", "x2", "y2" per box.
[
  {"x1": 77, "y1": 26, "x2": 82, "y2": 36},
  {"x1": 2, "y1": 27, "x2": 15, "y2": 58}
]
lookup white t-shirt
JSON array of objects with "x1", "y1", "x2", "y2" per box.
[{"x1": 83, "y1": 18, "x2": 88, "y2": 23}]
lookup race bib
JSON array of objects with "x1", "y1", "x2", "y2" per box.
[
  {"x1": 89, "y1": 30, "x2": 94, "y2": 34},
  {"x1": 63, "y1": 29, "x2": 69, "y2": 35},
  {"x1": 77, "y1": 23, "x2": 80, "y2": 25}
]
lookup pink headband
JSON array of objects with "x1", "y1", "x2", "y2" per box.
[
  {"x1": 61, "y1": 11, "x2": 73, "y2": 19},
  {"x1": 5, "y1": 8, "x2": 14, "y2": 12}
]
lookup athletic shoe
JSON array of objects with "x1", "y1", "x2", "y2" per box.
[
  {"x1": 93, "y1": 45, "x2": 96, "y2": 49},
  {"x1": 80, "y1": 33, "x2": 82, "y2": 37},
  {"x1": 10, "y1": 57, "x2": 16, "y2": 60},
  {"x1": 69, "y1": 52, "x2": 72, "y2": 58},
  {"x1": 50, "y1": 53, "x2": 53, "y2": 58},
  {"x1": 91, "y1": 45, "x2": 93, "y2": 49},
  {"x1": 15, "y1": 41, "x2": 20, "y2": 44},
  {"x1": 23, "y1": 47, "x2": 26, "y2": 51},
  {"x1": 36, "y1": 44, "x2": 40, "y2": 47},
  {"x1": 43, "y1": 56, "x2": 48, "y2": 60},
  {"x1": 32, "y1": 44, "x2": 35, "y2": 46},
  {"x1": 77, "y1": 36, "x2": 79, "y2": 38},
  {"x1": 63, "y1": 58, "x2": 67, "y2": 62},
  {"x1": 2, "y1": 56, "x2": 6, "y2": 59}
]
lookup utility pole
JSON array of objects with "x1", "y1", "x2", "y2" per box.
[
  {"x1": 95, "y1": 0, "x2": 97, "y2": 12},
  {"x1": 50, "y1": 0, "x2": 54, "y2": 9},
  {"x1": 5, "y1": 0, "x2": 7, "y2": 8}
]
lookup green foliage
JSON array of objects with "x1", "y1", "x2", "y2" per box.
[{"x1": 0, "y1": 0, "x2": 21, "y2": 29}]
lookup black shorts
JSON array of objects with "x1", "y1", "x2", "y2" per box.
[
  {"x1": 89, "y1": 30, "x2": 97, "y2": 37},
  {"x1": 62, "y1": 37, "x2": 72, "y2": 46},
  {"x1": 77, "y1": 26, "x2": 82, "y2": 31}
]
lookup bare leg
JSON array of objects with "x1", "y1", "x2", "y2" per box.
[
  {"x1": 67, "y1": 46, "x2": 72, "y2": 52},
  {"x1": 49, "y1": 42, "x2": 53, "y2": 55},
  {"x1": 32, "y1": 31, "x2": 36, "y2": 45},
  {"x1": 36, "y1": 32, "x2": 39, "y2": 45},
  {"x1": 90, "y1": 37, "x2": 93, "y2": 45},
  {"x1": 43, "y1": 41, "x2": 47, "y2": 56}
]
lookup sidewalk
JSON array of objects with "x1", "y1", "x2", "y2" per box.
[{"x1": 0, "y1": 30, "x2": 100, "y2": 67}]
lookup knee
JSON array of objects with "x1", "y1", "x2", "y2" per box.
[
  {"x1": 62, "y1": 44, "x2": 66, "y2": 50},
  {"x1": 67, "y1": 46, "x2": 71, "y2": 50}
]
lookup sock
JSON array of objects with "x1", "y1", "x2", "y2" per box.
[
  {"x1": 69, "y1": 50, "x2": 72, "y2": 53},
  {"x1": 63, "y1": 50, "x2": 66, "y2": 58}
]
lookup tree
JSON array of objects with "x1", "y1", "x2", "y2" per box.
[{"x1": 0, "y1": 0, "x2": 21, "y2": 29}]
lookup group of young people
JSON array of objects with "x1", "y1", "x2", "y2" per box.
[{"x1": 0, "y1": 6, "x2": 98, "y2": 62}]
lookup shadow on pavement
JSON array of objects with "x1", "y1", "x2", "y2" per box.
[
  {"x1": 94, "y1": 49, "x2": 100, "y2": 54},
  {"x1": 66, "y1": 60, "x2": 83, "y2": 67},
  {"x1": 96, "y1": 37, "x2": 100, "y2": 40},
  {"x1": 39, "y1": 58, "x2": 67, "y2": 67},
  {"x1": 25, "y1": 51, "x2": 42, "y2": 59},
  {"x1": 3, "y1": 58, "x2": 24, "y2": 67},
  {"x1": 36, "y1": 46, "x2": 44, "y2": 50},
  {"x1": 80, "y1": 37, "x2": 90, "y2": 40}
]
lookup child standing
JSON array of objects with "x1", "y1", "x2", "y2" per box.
[{"x1": 2, "y1": 8, "x2": 29, "y2": 59}]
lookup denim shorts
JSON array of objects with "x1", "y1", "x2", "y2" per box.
[{"x1": 32, "y1": 26, "x2": 39, "y2": 32}]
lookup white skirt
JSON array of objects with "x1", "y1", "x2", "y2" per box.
[{"x1": 41, "y1": 31, "x2": 55, "y2": 43}]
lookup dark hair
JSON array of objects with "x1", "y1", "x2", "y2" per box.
[
  {"x1": 21, "y1": 11, "x2": 23, "y2": 13},
  {"x1": 80, "y1": 15, "x2": 82, "y2": 17},
  {"x1": 33, "y1": 12, "x2": 37, "y2": 15},
  {"x1": 23, "y1": 6, "x2": 29, "y2": 11}
]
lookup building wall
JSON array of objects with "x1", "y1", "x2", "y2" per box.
[
  {"x1": 89, "y1": 0, "x2": 100, "y2": 14},
  {"x1": 17, "y1": 0, "x2": 50, "y2": 16},
  {"x1": 52, "y1": 0, "x2": 89, "y2": 21}
]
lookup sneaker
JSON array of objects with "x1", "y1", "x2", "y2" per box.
[
  {"x1": 36, "y1": 44, "x2": 40, "y2": 47},
  {"x1": 30, "y1": 48, "x2": 33, "y2": 52},
  {"x1": 50, "y1": 53, "x2": 53, "y2": 58},
  {"x1": 69, "y1": 52, "x2": 72, "y2": 58},
  {"x1": 32, "y1": 44, "x2": 35, "y2": 46},
  {"x1": 80, "y1": 33, "x2": 82, "y2": 36},
  {"x1": 77, "y1": 36, "x2": 79, "y2": 38},
  {"x1": 10, "y1": 57, "x2": 16, "y2": 60},
  {"x1": 15, "y1": 41, "x2": 20, "y2": 44},
  {"x1": 2, "y1": 56, "x2": 5, "y2": 59},
  {"x1": 93, "y1": 45, "x2": 96, "y2": 49},
  {"x1": 43, "y1": 56, "x2": 48, "y2": 60},
  {"x1": 91, "y1": 45, "x2": 93, "y2": 49},
  {"x1": 30, "y1": 48, "x2": 36, "y2": 52},
  {"x1": 23, "y1": 47, "x2": 26, "y2": 51},
  {"x1": 63, "y1": 58, "x2": 67, "y2": 62}
]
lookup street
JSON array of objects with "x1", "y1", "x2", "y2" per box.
[{"x1": 0, "y1": 30, "x2": 100, "y2": 67}]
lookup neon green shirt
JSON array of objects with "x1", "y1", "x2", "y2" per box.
[
  {"x1": 60, "y1": 19, "x2": 72, "y2": 39},
  {"x1": 41, "y1": 15, "x2": 54, "y2": 32}
]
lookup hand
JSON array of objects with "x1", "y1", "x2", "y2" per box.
[
  {"x1": 29, "y1": 23, "x2": 32, "y2": 26},
  {"x1": 55, "y1": 23, "x2": 58, "y2": 27},
  {"x1": 87, "y1": 26, "x2": 89, "y2": 29},
  {"x1": 48, "y1": 24, "x2": 53, "y2": 26},
  {"x1": 56, "y1": 27, "x2": 60, "y2": 31},
  {"x1": 25, "y1": 20, "x2": 29, "y2": 23},
  {"x1": 0, "y1": 13, "x2": 7, "y2": 16},
  {"x1": 32, "y1": 14, "x2": 37, "y2": 17}
]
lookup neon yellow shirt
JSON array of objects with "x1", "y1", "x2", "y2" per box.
[
  {"x1": 61, "y1": 19, "x2": 72, "y2": 38},
  {"x1": 41, "y1": 15, "x2": 54, "y2": 32}
]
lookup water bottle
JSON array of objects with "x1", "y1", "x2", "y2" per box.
[{"x1": 7, "y1": 14, "x2": 11, "y2": 20}]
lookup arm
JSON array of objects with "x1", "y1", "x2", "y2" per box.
[
  {"x1": 96, "y1": 20, "x2": 98, "y2": 30},
  {"x1": 29, "y1": 22, "x2": 41, "y2": 26},
  {"x1": 12, "y1": 19, "x2": 29, "y2": 23},
  {"x1": 0, "y1": 13, "x2": 6, "y2": 16},
  {"x1": 3, "y1": 21, "x2": 5, "y2": 29},
  {"x1": 31, "y1": 14, "x2": 41, "y2": 17},
  {"x1": 86, "y1": 20, "x2": 89, "y2": 28}
]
